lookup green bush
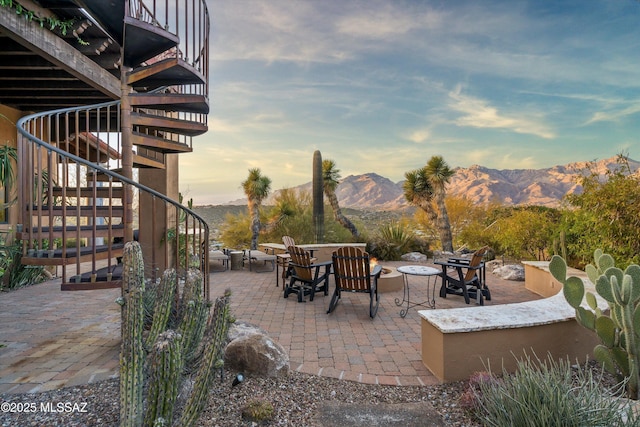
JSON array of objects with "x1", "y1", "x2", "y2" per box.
[
  {"x1": 0, "y1": 235, "x2": 46, "y2": 291},
  {"x1": 472, "y1": 353, "x2": 638, "y2": 427}
]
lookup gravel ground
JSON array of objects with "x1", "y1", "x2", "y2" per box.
[{"x1": 0, "y1": 369, "x2": 477, "y2": 426}]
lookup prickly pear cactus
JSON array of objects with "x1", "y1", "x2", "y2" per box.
[
  {"x1": 550, "y1": 249, "x2": 640, "y2": 399},
  {"x1": 119, "y1": 241, "x2": 146, "y2": 427},
  {"x1": 144, "y1": 330, "x2": 183, "y2": 427}
]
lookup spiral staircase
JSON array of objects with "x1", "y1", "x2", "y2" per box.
[{"x1": 4, "y1": 1, "x2": 211, "y2": 297}]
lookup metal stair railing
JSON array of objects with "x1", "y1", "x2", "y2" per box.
[{"x1": 17, "y1": 100, "x2": 210, "y2": 299}]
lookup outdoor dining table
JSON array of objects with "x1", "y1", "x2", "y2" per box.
[{"x1": 395, "y1": 265, "x2": 441, "y2": 317}]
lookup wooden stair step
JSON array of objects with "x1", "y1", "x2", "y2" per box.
[
  {"x1": 61, "y1": 264, "x2": 123, "y2": 291},
  {"x1": 21, "y1": 243, "x2": 124, "y2": 266},
  {"x1": 127, "y1": 57, "x2": 205, "y2": 88},
  {"x1": 51, "y1": 186, "x2": 124, "y2": 198},
  {"x1": 17, "y1": 224, "x2": 124, "y2": 240},
  {"x1": 131, "y1": 112, "x2": 207, "y2": 136},
  {"x1": 129, "y1": 93, "x2": 209, "y2": 114},
  {"x1": 131, "y1": 132, "x2": 193, "y2": 154},
  {"x1": 122, "y1": 16, "x2": 178, "y2": 67},
  {"x1": 132, "y1": 153, "x2": 166, "y2": 169},
  {"x1": 30, "y1": 205, "x2": 125, "y2": 217}
]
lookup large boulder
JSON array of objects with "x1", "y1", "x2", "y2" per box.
[
  {"x1": 492, "y1": 264, "x2": 525, "y2": 281},
  {"x1": 227, "y1": 321, "x2": 268, "y2": 342},
  {"x1": 225, "y1": 333, "x2": 289, "y2": 378},
  {"x1": 401, "y1": 252, "x2": 428, "y2": 263}
]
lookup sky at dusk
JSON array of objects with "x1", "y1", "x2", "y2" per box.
[{"x1": 180, "y1": 0, "x2": 640, "y2": 205}]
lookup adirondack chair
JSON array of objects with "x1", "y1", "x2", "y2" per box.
[
  {"x1": 284, "y1": 245, "x2": 331, "y2": 302},
  {"x1": 329, "y1": 246, "x2": 381, "y2": 318},
  {"x1": 434, "y1": 246, "x2": 491, "y2": 305}
]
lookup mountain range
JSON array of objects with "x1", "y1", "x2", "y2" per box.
[{"x1": 225, "y1": 156, "x2": 639, "y2": 210}]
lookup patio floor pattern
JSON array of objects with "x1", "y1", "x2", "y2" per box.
[{"x1": 0, "y1": 259, "x2": 540, "y2": 394}]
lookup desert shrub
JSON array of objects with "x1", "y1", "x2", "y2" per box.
[
  {"x1": 367, "y1": 222, "x2": 429, "y2": 261},
  {"x1": 472, "y1": 353, "x2": 637, "y2": 427},
  {"x1": 241, "y1": 398, "x2": 274, "y2": 422},
  {"x1": 0, "y1": 236, "x2": 46, "y2": 291}
]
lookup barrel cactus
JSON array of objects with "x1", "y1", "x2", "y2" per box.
[{"x1": 550, "y1": 249, "x2": 640, "y2": 399}]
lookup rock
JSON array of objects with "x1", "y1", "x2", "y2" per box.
[
  {"x1": 225, "y1": 333, "x2": 290, "y2": 377},
  {"x1": 432, "y1": 251, "x2": 455, "y2": 262},
  {"x1": 401, "y1": 252, "x2": 428, "y2": 263},
  {"x1": 227, "y1": 321, "x2": 268, "y2": 342},
  {"x1": 492, "y1": 264, "x2": 525, "y2": 281}
]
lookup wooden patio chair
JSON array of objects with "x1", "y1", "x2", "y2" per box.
[
  {"x1": 329, "y1": 246, "x2": 381, "y2": 318},
  {"x1": 434, "y1": 246, "x2": 491, "y2": 305},
  {"x1": 284, "y1": 245, "x2": 331, "y2": 302}
]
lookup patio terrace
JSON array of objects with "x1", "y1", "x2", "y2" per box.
[{"x1": 0, "y1": 259, "x2": 540, "y2": 393}]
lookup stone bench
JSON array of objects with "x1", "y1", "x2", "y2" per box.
[{"x1": 418, "y1": 261, "x2": 603, "y2": 382}]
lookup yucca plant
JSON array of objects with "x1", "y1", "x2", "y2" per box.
[{"x1": 370, "y1": 222, "x2": 414, "y2": 261}]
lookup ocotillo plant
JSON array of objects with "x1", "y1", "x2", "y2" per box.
[
  {"x1": 119, "y1": 241, "x2": 145, "y2": 427},
  {"x1": 312, "y1": 150, "x2": 324, "y2": 243},
  {"x1": 550, "y1": 249, "x2": 640, "y2": 399}
]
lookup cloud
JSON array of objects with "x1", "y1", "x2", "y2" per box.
[
  {"x1": 586, "y1": 103, "x2": 640, "y2": 124},
  {"x1": 447, "y1": 86, "x2": 555, "y2": 139},
  {"x1": 406, "y1": 128, "x2": 431, "y2": 143}
]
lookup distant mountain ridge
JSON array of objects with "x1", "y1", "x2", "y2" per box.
[{"x1": 224, "y1": 156, "x2": 639, "y2": 210}]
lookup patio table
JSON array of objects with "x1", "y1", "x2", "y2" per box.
[{"x1": 395, "y1": 265, "x2": 440, "y2": 317}]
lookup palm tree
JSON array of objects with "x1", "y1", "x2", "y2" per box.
[
  {"x1": 425, "y1": 156, "x2": 455, "y2": 252},
  {"x1": 322, "y1": 159, "x2": 360, "y2": 239},
  {"x1": 241, "y1": 168, "x2": 271, "y2": 250}
]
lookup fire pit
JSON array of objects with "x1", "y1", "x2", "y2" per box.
[{"x1": 377, "y1": 266, "x2": 403, "y2": 293}]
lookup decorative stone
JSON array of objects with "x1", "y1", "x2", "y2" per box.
[
  {"x1": 492, "y1": 264, "x2": 525, "y2": 281},
  {"x1": 224, "y1": 333, "x2": 289, "y2": 378},
  {"x1": 227, "y1": 321, "x2": 268, "y2": 342},
  {"x1": 401, "y1": 252, "x2": 428, "y2": 263}
]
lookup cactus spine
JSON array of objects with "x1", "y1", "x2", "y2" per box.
[
  {"x1": 550, "y1": 249, "x2": 640, "y2": 399},
  {"x1": 312, "y1": 150, "x2": 324, "y2": 244},
  {"x1": 146, "y1": 269, "x2": 177, "y2": 349},
  {"x1": 179, "y1": 289, "x2": 232, "y2": 426},
  {"x1": 120, "y1": 241, "x2": 145, "y2": 427},
  {"x1": 144, "y1": 330, "x2": 183, "y2": 427}
]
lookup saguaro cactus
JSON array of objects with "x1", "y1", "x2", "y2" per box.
[
  {"x1": 144, "y1": 330, "x2": 183, "y2": 427},
  {"x1": 312, "y1": 150, "x2": 324, "y2": 243},
  {"x1": 550, "y1": 249, "x2": 640, "y2": 399},
  {"x1": 119, "y1": 241, "x2": 145, "y2": 427}
]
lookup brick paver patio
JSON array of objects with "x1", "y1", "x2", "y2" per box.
[{"x1": 0, "y1": 259, "x2": 540, "y2": 393}]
